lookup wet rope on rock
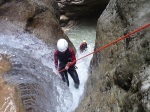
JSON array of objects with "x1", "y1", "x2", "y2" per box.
[{"x1": 59, "y1": 23, "x2": 150, "y2": 73}]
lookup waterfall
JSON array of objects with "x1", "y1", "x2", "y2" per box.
[
  {"x1": 66, "y1": 19, "x2": 96, "y2": 112},
  {"x1": 0, "y1": 33, "x2": 72, "y2": 112},
  {"x1": 0, "y1": 18, "x2": 96, "y2": 112}
]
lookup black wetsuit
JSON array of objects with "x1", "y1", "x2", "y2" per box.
[
  {"x1": 80, "y1": 42, "x2": 87, "y2": 52},
  {"x1": 54, "y1": 48, "x2": 80, "y2": 88}
]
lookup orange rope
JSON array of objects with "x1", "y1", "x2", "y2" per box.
[{"x1": 59, "y1": 23, "x2": 150, "y2": 73}]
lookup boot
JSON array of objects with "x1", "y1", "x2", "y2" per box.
[{"x1": 74, "y1": 83, "x2": 79, "y2": 89}]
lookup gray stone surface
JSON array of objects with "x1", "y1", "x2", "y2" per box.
[
  {"x1": 76, "y1": 0, "x2": 150, "y2": 111},
  {"x1": 0, "y1": 0, "x2": 74, "y2": 49},
  {"x1": 56, "y1": 0, "x2": 110, "y2": 26}
]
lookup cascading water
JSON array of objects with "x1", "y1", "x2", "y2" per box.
[
  {"x1": 0, "y1": 18, "x2": 96, "y2": 112},
  {"x1": 0, "y1": 32, "x2": 72, "y2": 112},
  {"x1": 65, "y1": 19, "x2": 96, "y2": 112}
]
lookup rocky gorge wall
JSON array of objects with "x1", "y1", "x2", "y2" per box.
[
  {"x1": 76, "y1": 0, "x2": 150, "y2": 112},
  {"x1": 0, "y1": 0, "x2": 74, "y2": 48},
  {"x1": 0, "y1": 0, "x2": 149, "y2": 111},
  {"x1": 56, "y1": 0, "x2": 110, "y2": 27},
  {"x1": 0, "y1": 0, "x2": 74, "y2": 111}
]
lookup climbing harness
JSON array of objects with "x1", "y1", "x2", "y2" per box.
[{"x1": 59, "y1": 23, "x2": 150, "y2": 73}]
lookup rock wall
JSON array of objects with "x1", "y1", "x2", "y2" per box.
[
  {"x1": 76, "y1": 0, "x2": 150, "y2": 112},
  {"x1": 0, "y1": 54, "x2": 25, "y2": 112},
  {"x1": 0, "y1": 0, "x2": 74, "y2": 111},
  {"x1": 56, "y1": 0, "x2": 110, "y2": 27},
  {"x1": 0, "y1": 0, "x2": 74, "y2": 48}
]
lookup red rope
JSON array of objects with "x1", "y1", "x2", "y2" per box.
[{"x1": 59, "y1": 23, "x2": 150, "y2": 73}]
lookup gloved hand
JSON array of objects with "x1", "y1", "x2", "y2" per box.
[
  {"x1": 54, "y1": 69, "x2": 59, "y2": 75},
  {"x1": 65, "y1": 61, "x2": 76, "y2": 70},
  {"x1": 54, "y1": 66, "x2": 58, "y2": 74},
  {"x1": 65, "y1": 62, "x2": 71, "y2": 70},
  {"x1": 54, "y1": 69, "x2": 62, "y2": 78},
  {"x1": 65, "y1": 66, "x2": 69, "y2": 70},
  {"x1": 65, "y1": 62, "x2": 72, "y2": 70}
]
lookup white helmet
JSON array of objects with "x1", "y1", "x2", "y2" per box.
[
  {"x1": 57, "y1": 38, "x2": 68, "y2": 52},
  {"x1": 83, "y1": 40, "x2": 86, "y2": 43}
]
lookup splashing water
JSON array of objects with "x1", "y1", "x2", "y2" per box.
[
  {"x1": 0, "y1": 18, "x2": 96, "y2": 112},
  {"x1": 0, "y1": 32, "x2": 72, "y2": 112},
  {"x1": 65, "y1": 19, "x2": 96, "y2": 112}
]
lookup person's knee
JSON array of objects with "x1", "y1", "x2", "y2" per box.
[
  {"x1": 62, "y1": 77, "x2": 69, "y2": 86},
  {"x1": 62, "y1": 77, "x2": 66, "y2": 82},
  {"x1": 75, "y1": 78, "x2": 80, "y2": 84},
  {"x1": 73, "y1": 73, "x2": 80, "y2": 84}
]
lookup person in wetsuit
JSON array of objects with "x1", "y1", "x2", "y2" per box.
[
  {"x1": 54, "y1": 38, "x2": 80, "y2": 88},
  {"x1": 80, "y1": 40, "x2": 87, "y2": 52}
]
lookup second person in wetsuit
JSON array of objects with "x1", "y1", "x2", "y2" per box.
[{"x1": 80, "y1": 40, "x2": 87, "y2": 52}]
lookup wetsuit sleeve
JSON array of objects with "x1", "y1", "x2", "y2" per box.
[
  {"x1": 80, "y1": 43, "x2": 83, "y2": 49},
  {"x1": 54, "y1": 50, "x2": 58, "y2": 69},
  {"x1": 70, "y1": 48, "x2": 76, "y2": 65}
]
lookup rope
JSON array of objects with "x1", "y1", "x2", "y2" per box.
[{"x1": 59, "y1": 23, "x2": 150, "y2": 73}]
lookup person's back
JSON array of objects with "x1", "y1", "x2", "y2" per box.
[{"x1": 80, "y1": 40, "x2": 87, "y2": 52}]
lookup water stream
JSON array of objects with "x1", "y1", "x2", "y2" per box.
[
  {"x1": 0, "y1": 33, "x2": 72, "y2": 112},
  {"x1": 65, "y1": 18, "x2": 97, "y2": 112},
  {"x1": 0, "y1": 18, "x2": 97, "y2": 112}
]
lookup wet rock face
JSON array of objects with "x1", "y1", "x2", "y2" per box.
[
  {"x1": 0, "y1": 45, "x2": 72, "y2": 112},
  {"x1": 0, "y1": 0, "x2": 74, "y2": 48},
  {"x1": 114, "y1": 64, "x2": 133, "y2": 91},
  {"x1": 56, "y1": 0, "x2": 110, "y2": 26},
  {"x1": 76, "y1": 0, "x2": 150, "y2": 112},
  {"x1": 0, "y1": 54, "x2": 25, "y2": 112},
  {"x1": 0, "y1": 0, "x2": 74, "y2": 111}
]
